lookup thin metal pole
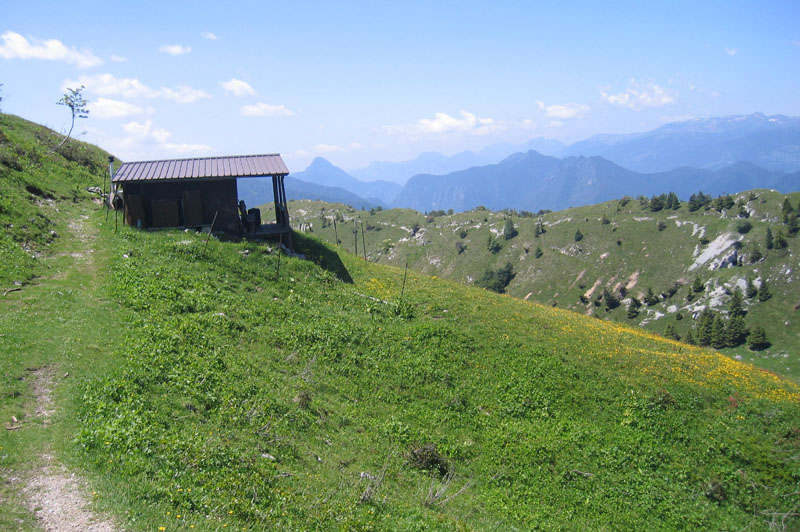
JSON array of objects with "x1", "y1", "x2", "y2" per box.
[
  {"x1": 401, "y1": 261, "x2": 408, "y2": 297},
  {"x1": 203, "y1": 210, "x2": 219, "y2": 256},
  {"x1": 276, "y1": 233, "x2": 282, "y2": 282},
  {"x1": 360, "y1": 220, "x2": 367, "y2": 261}
]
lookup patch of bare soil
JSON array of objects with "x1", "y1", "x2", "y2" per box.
[
  {"x1": 31, "y1": 366, "x2": 56, "y2": 421},
  {"x1": 23, "y1": 454, "x2": 116, "y2": 532}
]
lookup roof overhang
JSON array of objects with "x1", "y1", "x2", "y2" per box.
[{"x1": 112, "y1": 154, "x2": 289, "y2": 183}]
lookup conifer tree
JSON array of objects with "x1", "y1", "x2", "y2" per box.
[
  {"x1": 503, "y1": 217, "x2": 518, "y2": 240},
  {"x1": 757, "y1": 279, "x2": 772, "y2": 302},
  {"x1": 574, "y1": 229, "x2": 583, "y2": 242},
  {"x1": 685, "y1": 329, "x2": 696, "y2": 345},
  {"x1": 748, "y1": 326, "x2": 770, "y2": 351},
  {"x1": 645, "y1": 287, "x2": 659, "y2": 306},
  {"x1": 725, "y1": 315, "x2": 748, "y2": 347},
  {"x1": 782, "y1": 197, "x2": 794, "y2": 222},
  {"x1": 627, "y1": 297, "x2": 641, "y2": 319},
  {"x1": 773, "y1": 229, "x2": 788, "y2": 249},
  {"x1": 765, "y1": 227, "x2": 774, "y2": 250},
  {"x1": 534, "y1": 246, "x2": 543, "y2": 258},
  {"x1": 696, "y1": 310, "x2": 714, "y2": 346},
  {"x1": 602, "y1": 288, "x2": 619, "y2": 310},
  {"x1": 728, "y1": 289, "x2": 745, "y2": 317},
  {"x1": 750, "y1": 244, "x2": 763, "y2": 264},
  {"x1": 664, "y1": 323, "x2": 680, "y2": 341},
  {"x1": 691, "y1": 276, "x2": 705, "y2": 293},
  {"x1": 745, "y1": 275, "x2": 758, "y2": 298},
  {"x1": 711, "y1": 315, "x2": 727, "y2": 349}
]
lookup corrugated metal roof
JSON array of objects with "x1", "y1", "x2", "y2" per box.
[{"x1": 112, "y1": 154, "x2": 289, "y2": 182}]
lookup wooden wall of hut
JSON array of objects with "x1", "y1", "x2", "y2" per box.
[{"x1": 121, "y1": 179, "x2": 241, "y2": 233}]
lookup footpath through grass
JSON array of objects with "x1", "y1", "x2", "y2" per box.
[{"x1": 0, "y1": 202, "x2": 126, "y2": 530}]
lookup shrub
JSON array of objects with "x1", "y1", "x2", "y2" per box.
[
  {"x1": 405, "y1": 443, "x2": 450, "y2": 476},
  {"x1": 475, "y1": 262, "x2": 515, "y2": 293},
  {"x1": 735, "y1": 220, "x2": 752, "y2": 234}
]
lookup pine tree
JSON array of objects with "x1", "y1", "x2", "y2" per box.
[
  {"x1": 696, "y1": 310, "x2": 714, "y2": 346},
  {"x1": 748, "y1": 326, "x2": 770, "y2": 351},
  {"x1": 728, "y1": 289, "x2": 745, "y2": 317},
  {"x1": 534, "y1": 246, "x2": 543, "y2": 258},
  {"x1": 503, "y1": 217, "x2": 518, "y2": 240},
  {"x1": 691, "y1": 276, "x2": 705, "y2": 293},
  {"x1": 711, "y1": 315, "x2": 727, "y2": 349},
  {"x1": 774, "y1": 229, "x2": 788, "y2": 249},
  {"x1": 664, "y1": 323, "x2": 680, "y2": 341},
  {"x1": 750, "y1": 244, "x2": 763, "y2": 264},
  {"x1": 644, "y1": 287, "x2": 659, "y2": 306},
  {"x1": 782, "y1": 197, "x2": 794, "y2": 222},
  {"x1": 627, "y1": 297, "x2": 641, "y2": 319},
  {"x1": 602, "y1": 288, "x2": 619, "y2": 310},
  {"x1": 757, "y1": 279, "x2": 772, "y2": 302},
  {"x1": 725, "y1": 315, "x2": 748, "y2": 347},
  {"x1": 685, "y1": 329, "x2": 696, "y2": 345},
  {"x1": 574, "y1": 229, "x2": 583, "y2": 242},
  {"x1": 766, "y1": 227, "x2": 774, "y2": 250},
  {"x1": 745, "y1": 275, "x2": 758, "y2": 298}
]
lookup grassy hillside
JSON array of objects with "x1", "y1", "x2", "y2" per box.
[
  {"x1": 286, "y1": 193, "x2": 800, "y2": 381},
  {"x1": 2, "y1": 114, "x2": 800, "y2": 531},
  {"x1": 0, "y1": 113, "x2": 114, "y2": 286}
]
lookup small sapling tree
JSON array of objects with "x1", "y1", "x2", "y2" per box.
[{"x1": 55, "y1": 85, "x2": 89, "y2": 150}]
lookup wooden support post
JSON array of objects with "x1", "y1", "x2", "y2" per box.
[
  {"x1": 276, "y1": 233, "x2": 283, "y2": 282},
  {"x1": 333, "y1": 218, "x2": 339, "y2": 247},
  {"x1": 202, "y1": 210, "x2": 219, "y2": 256},
  {"x1": 360, "y1": 220, "x2": 367, "y2": 261},
  {"x1": 353, "y1": 219, "x2": 358, "y2": 256},
  {"x1": 401, "y1": 261, "x2": 408, "y2": 297}
]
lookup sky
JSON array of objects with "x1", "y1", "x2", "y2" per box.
[{"x1": 2, "y1": 0, "x2": 799, "y2": 174}]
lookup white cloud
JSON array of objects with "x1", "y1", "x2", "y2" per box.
[
  {"x1": 110, "y1": 54, "x2": 128, "y2": 63},
  {"x1": 600, "y1": 80, "x2": 676, "y2": 110},
  {"x1": 159, "y1": 44, "x2": 191, "y2": 56},
  {"x1": 383, "y1": 110, "x2": 504, "y2": 137},
  {"x1": 201, "y1": 31, "x2": 218, "y2": 40},
  {"x1": 64, "y1": 73, "x2": 210, "y2": 103},
  {"x1": 89, "y1": 98, "x2": 143, "y2": 119},
  {"x1": 725, "y1": 47, "x2": 739, "y2": 56},
  {"x1": 119, "y1": 119, "x2": 211, "y2": 153},
  {"x1": 0, "y1": 31, "x2": 102, "y2": 68},
  {"x1": 220, "y1": 78, "x2": 256, "y2": 97},
  {"x1": 159, "y1": 86, "x2": 211, "y2": 104},
  {"x1": 240, "y1": 102, "x2": 295, "y2": 117},
  {"x1": 536, "y1": 101, "x2": 590, "y2": 119}
]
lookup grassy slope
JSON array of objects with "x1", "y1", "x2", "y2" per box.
[
  {"x1": 1, "y1": 115, "x2": 799, "y2": 531},
  {"x1": 72, "y1": 226, "x2": 800, "y2": 531},
  {"x1": 285, "y1": 194, "x2": 800, "y2": 381}
]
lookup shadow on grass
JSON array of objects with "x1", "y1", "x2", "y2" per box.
[{"x1": 292, "y1": 231, "x2": 353, "y2": 284}]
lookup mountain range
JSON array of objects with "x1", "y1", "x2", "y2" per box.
[{"x1": 246, "y1": 113, "x2": 800, "y2": 213}]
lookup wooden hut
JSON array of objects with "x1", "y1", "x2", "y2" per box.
[{"x1": 111, "y1": 154, "x2": 290, "y2": 236}]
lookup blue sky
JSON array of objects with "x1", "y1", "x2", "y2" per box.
[{"x1": 2, "y1": 0, "x2": 799, "y2": 173}]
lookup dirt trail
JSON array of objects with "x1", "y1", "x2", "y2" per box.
[
  {"x1": 23, "y1": 454, "x2": 116, "y2": 532},
  {"x1": 18, "y1": 215, "x2": 118, "y2": 531}
]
